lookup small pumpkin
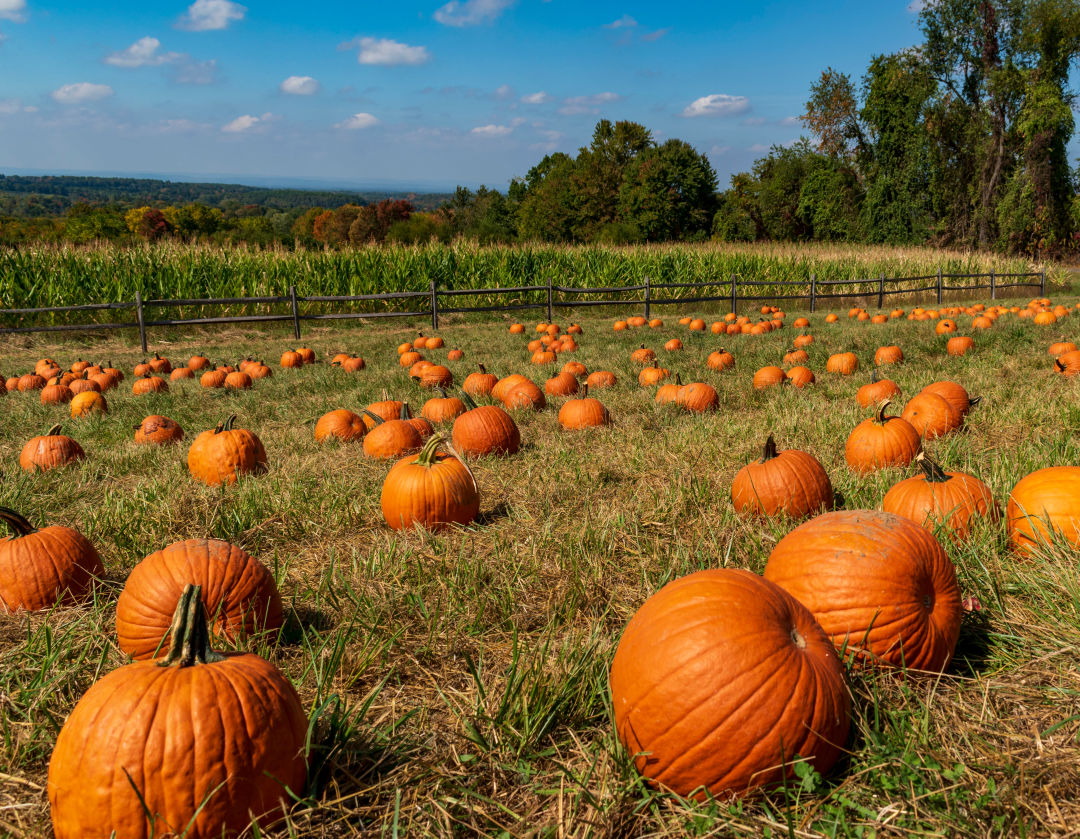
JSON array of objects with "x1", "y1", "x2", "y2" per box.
[
  {"x1": 731, "y1": 435, "x2": 833, "y2": 519},
  {"x1": 41, "y1": 383, "x2": 74, "y2": 405},
  {"x1": 381, "y1": 435, "x2": 480, "y2": 531},
  {"x1": 463, "y1": 364, "x2": 498, "y2": 398},
  {"x1": 135, "y1": 415, "x2": 185, "y2": 445},
  {"x1": 785, "y1": 365, "x2": 815, "y2": 388},
  {"x1": 362, "y1": 410, "x2": 423, "y2": 459},
  {"x1": 69, "y1": 378, "x2": 100, "y2": 395},
  {"x1": 399, "y1": 350, "x2": 423, "y2": 368},
  {"x1": 188, "y1": 355, "x2": 211, "y2": 371},
  {"x1": 825, "y1": 352, "x2": 858, "y2": 375},
  {"x1": 874, "y1": 345, "x2": 903, "y2": 365},
  {"x1": 280, "y1": 350, "x2": 304, "y2": 369},
  {"x1": 170, "y1": 367, "x2": 195, "y2": 380},
  {"x1": 753, "y1": 365, "x2": 787, "y2": 389},
  {"x1": 224, "y1": 370, "x2": 253, "y2": 390},
  {"x1": 783, "y1": 348, "x2": 809, "y2": 365},
  {"x1": 148, "y1": 353, "x2": 172, "y2": 374},
  {"x1": 187, "y1": 415, "x2": 267, "y2": 486},
  {"x1": 341, "y1": 356, "x2": 366, "y2": 372},
  {"x1": 856, "y1": 369, "x2": 901, "y2": 408},
  {"x1": 447, "y1": 349, "x2": 464, "y2": 362},
  {"x1": 655, "y1": 374, "x2": 683, "y2": 406},
  {"x1": 0, "y1": 507, "x2": 103, "y2": 612},
  {"x1": 946, "y1": 336, "x2": 975, "y2": 356},
  {"x1": 362, "y1": 399, "x2": 404, "y2": 430},
  {"x1": 586, "y1": 370, "x2": 617, "y2": 389},
  {"x1": 883, "y1": 453, "x2": 999, "y2": 543},
  {"x1": 314, "y1": 409, "x2": 366, "y2": 443},
  {"x1": 664, "y1": 338, "x2": 683, "y2": 351},
  {"x1": 17, "y1": 373, "x2": 46, "y2": 391},
  {"x1": 70, "y1": 391, "x2": 107, "y2": 418},
  {"x1": 501, "y1": 378, "x2": 546, "y2": 411},
  {"x1": 631, "y1": 345, "x2": 656, "y2": 365},
  {"x1": 638, "y1": 361, "x2": 670, "y2": 387},
  {"x1": 676, "y1": 381, "x2": 719, "y2": 413},
  {"x1": 200, "y1": 368, "x2": 227, "y2": 388},
  {"x1": 19, "y1": 424, "x2": 85, "y2": 472},
  {"x1": 1054, "y1": 350, "x2": 1080, "y2": 375},
  {"x1": 558, "y1": 385, "x2": 611, "y2": 429},
  {"x1": 561, "y1": 360, "x2": 588, "y2": 380},
  {"x1": 920, "y1": 381, "x2": 979, "y2": 418},
  {"x1": 793, "y1": 334, "x2": 814, "y2": 348},
  {"x1": 544, "y1": 371, "x2": 579, "y2": 397},
  {"x1": 451, "y1": 395, "x2": 521, "y2": 457},
  {"x1": 133, "y1": 373, "x2": 169, "y2": 395},
  {"x1": 415, "y1": 364, "x2": 453, "y2": 389},
  {"x1": 421, "y1": 388, "x2": 467, "y2": 424},
  {"x1": 706, "y1": 349, "x2": 735, "y2": 371},
  {"x1": 844, "y1": 402, "x2": 921, "y2": 474},
  {"x1": 901, "y1": 392, "x2": 962, "y2": 439}
]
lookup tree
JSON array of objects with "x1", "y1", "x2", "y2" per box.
[
  {"x1": 802, "y1": 68, "x2": 865, "y2": 159},
  {"x1": 570, "y1": 120, "x2": 654, "y2": 240},
  {"x1": 516, "y1": 153, "x2": 579, "y2": 242},
  {"x1": 617, "y1": 139, "x2": 718, "y2": 241}
]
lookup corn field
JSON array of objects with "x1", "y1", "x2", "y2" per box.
[{"x1": 0, "y1": 241, "x2": 1049, "y2": 326}]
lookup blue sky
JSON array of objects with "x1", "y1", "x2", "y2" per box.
[{"x1": 0, "y1": 1, "x2": 1013, "y2": 191}]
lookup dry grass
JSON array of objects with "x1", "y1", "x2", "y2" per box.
[{"x1": 2, "y1": 293, "x2": 1080, "y2": 837}]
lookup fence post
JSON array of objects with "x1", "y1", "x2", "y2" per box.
[
  {"x1": 135, "y1": 290, "x2": 147, "y2": 353},
  {"x1": 546, "y1": 275, "x2": 553, "y2": 323},
  {"x1": 289, "y1": 285, "x2": 301, "y2": 340},
  {"x1": 809, "y1": 273, "x2": 816, "y2": 313},
  {"x1": 430, "y1": 280, "x2": 439, "y2": 330},
  {"x1": 936, "y1": 268, "x2": 943, "y2": 305},
  {"x1": 990, "y1": 270, "x2": 996, "y2": 300},
  {"x1": 878, "y1": 274, "x2": 885, "y2": 309},
  {"x1": 730, "y1": 275, "x2": 737, "y2": 316},
  {"x1": 1041, "y1": 266, "x2": 1046, "y2": 296},
  {"x1": 644, "y1": 275, "x2": 651, "y2": 321}
]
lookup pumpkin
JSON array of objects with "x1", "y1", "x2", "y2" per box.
[
  {"x1": 631, "y1": 345, "x2": 657, "y2": 365},
  {"x1": 451, "y1": 395, "x2": 520, "y2": 457},
  {"x1": 330, "y1": 353, "x2": 350, "y2": 366},
  {"x1": 170, "y1": 367, "x2": 195, "y2": 380},
  {"x1": 664, "y1": 338, "x2": 683, "y2": 351},
  {"x1": 901, "y1": 392, "x2": 962, "y2": 439},
  {"x1": 1006, "y1": 466, "x2": 1080, "y2": 557},
  {"x1": 398, "y1": 350, "x2": 421, "y2": 368},
  {"x1": 381, "y1": 435, "x2": 479, "y2": 531},
  {"x1": 825, "y1": 313, "x2": 839, "y2": 323},
  {"x1": 793, "y1": 334, "x2": 814, "y2": 348},
  {"x1": 845, "y1": 402, "x2": 921, "y2": 474},
  {"x1": 69, "y1": 359, "x2": 91, "y2": 374},
  {"x1": 609, "y1": 568, "x2": 849, "y2": 799},
  {"x1": 133, "y1": 373, "x2": 169, "y2": 395},
  {"x1": 17, "y1": 373, "x2": 46, "y2": 391},
  {"x1": 688, "y1": 318, "x2": 706, "y2": 331},
  {"x1": 561, "y1": 360, "x2": 588, "y2": 380},
  {"x1": 1054, "y1": 350, "x2": 1080, "y2": 375},
  {"x1": 293, "y1": 347, "x2": 315, "y2": 364},
  {"x1": 874, "y1": 345, "x2": 903, "y2": 365},
  {"x1": 92, "y1": 370, "x2": 119, "y2": 391},
  {"x1": 502, "y1": 378, "x2": 546, "y2": 411},
  {"x1": 883, "y1": 454, "x2": 999, "y2": 543},
  {"x1": 1034, "y1": 311, "x2": 1057, "y2": 325},
  {"x1": 314, "y1": 409, "x2": 366, "y2": 443},
  {"x1": 421, "y1": 388, "x2": 467, "y2": 424},
  {"x1": 764, "y1": 510, "x2": 962, "y2": 672},
  {"x1": 187, "y1": 416, "x2": 267, "y2": 486},
  {"x1": 148, "y1": 353, "x2": 171, "y2": 374},
  {"x1": 1049, "y1": 341, "x2": 1077, "y2": 356},
  {"x1": 135, "y1": 415, "x2": 185, "y2": 445},
  {"x1": 530, "y1": 348, "x2": 558, "y2": 366},
  {"x1": 426, "y1": 336, "x2": 445, "y2": 349},
  {"x1": 70, "y1": 391, "x2": 107, "y2": 418},
  {"x1": 783, "y1": 348, "x2": 809, "y2": 365},
  {"x1": 48, "y1": 585, "x2": 306, "y2": 839},
  {"x1": 638, "y1": 361, "x2": 670, "y2": 387},
  {"x1": 582, "y1": 370, "x2": 615, "y2": 390},
  {"x1": 825, "y1": 352, "x2": 858, "y2": 375},
  {"x1": 856, "y1": 370, "x2": 901, "y2": 408},
  {"x1": 0, "y1": 507, "x2": 103, "y2": 612},
  {"x1": 19, "y1": 424, "x2": 85, "y2": 472},
  {"x1": 41, "y1": 383, "x2": 74, "y2": 405},
  {"x1": 280, "y1": 350, "x2": 303, "y2": 369},
  {"x1": 415, "y1": 364, "x2": 453, "y2": 389},
  {"x1": 409, "y1": 359, "x2": 433, "y2": 379},
  {"x1": 920, "y1": 381, "x2": 978, "y2": 418},
  {"x1": 626, "y1": 317, "x2": 645, "y2": 329},
  {"x1": 341, "y1": 356, "x2": 366, "y2": 372},
  {"x1": 116, "y1": 540, "x2": 284, "y2": 660},
  {"x1": 544, "y1": 371, "x2": 579, "y2": 397},
  {"x1": 935, "y1": 318, "x2": 958, "y2": 334},
  {"x1": 463, "y1": 364, "x2": 499, "y2": 397},
  {"x1": 447, "y1": 349, "x2": 464, "y2": 362},
  {"x1": 785, "y1": 365, "x2": 815, "y2": 387},
  {"x1": 508, "y1": 323, "x2": 526, "y2": 334},
  {"x1": 753, "y1": 365, "x2": 787, "y2": 389},
  {"x1": 558, "y1": 386, "x2": 611, "y2": 429},
  {"x1": 187, "y1": 355, "x2": 210, "y2": 371},
  {"x1": 200, "y1": 368, "x2": 227, "y2": 388},
  {"x1": 731, "y1": 435, "x2": 833, "y2": 519},
  {"x1": 655, "y1": 374, "x2": 683, "y2": 406},
  {"x1": 706, "y1": 349, "x2": 735, "y2": 371},
  {"x1": 567, "y1": 323, "x2": 583, "y2": 334},
  {"x1": 677, "y1": 381, "x2": 719, "y2": 413},
  {"x1": 405, "y1": 408, "x2": 434, "y2": 441},
  {"x1": 613, "y1": 320, "x2": 628, "y2": 331},
  {"x1": 362, "y1": 399, "x2": 404, "y2": 430},
  {"x1": 68, "y1": 378, "x2": 100, "y2": 395},
  {"x1": 528, "y1": 338, "x2": 545, "y2": 353},
  {"x1": 362, "y1": 411, "x2": 423, "y2": 459},
  {"x1": 946, "y1": 336, "x2": 974, "y2": 356}
]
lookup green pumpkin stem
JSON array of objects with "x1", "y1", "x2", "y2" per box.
[
  {"x1": 160, "y1": 584, "x2": 226, "y2": 667},
  {"x1": 362, "y1": 409, "x2": 385, "y2": 426},
  {"x1": 45, "y1": 423, "x2": 63, "y2": 437},
  {"x1": 915, "y1": 452, "x2": 951, "y2": 483},
  {"x1": 401, "y1": 402, "x2": 413, "y2": 420},
  {"x1": 760, "y1": 435, "x2": 779, "y2": 462},
  {"x1": 0, "y1": 507, "x2": 37, "y2": 538},
  {"x1": 871, "y1": 368, "x2": 880, "y2": 383},
  {"x1": 460, "y1": 390, "x2": 479, "y2": 411},
  {"x1": 874, "y1": 401, "x2": 893, "y2": 424},
  {"x1": 415, "y1": 434, "x2": 444, "y2": 467},
  {"x1": 969, "y1": 395, "x2": 982, "y2": 410},
  {"x1": 219, "y1": 415, "x2": 237, "y2": 433}
]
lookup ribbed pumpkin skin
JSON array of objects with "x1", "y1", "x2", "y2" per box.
[
  {"x1": 1007, "y1": 466, "x2": 1080, "y2": 557},
  {"x1": 826, "y1": 353, "x2": 858, "y2": 375},
  {"x1": 0, "y1": 516, "x2": 103, "y2": 612},
  {"x1": 314, "y1": 409, "x2": 366, "y2": 443},
  {"x1": 135, "y1": 415, "x2": 185, "y2": 445},
  {"x1": 874, "y1": 346, "x2": 903, "y2": 365},
  {"x1": 362, "y1": 420, "x2": 422, "y2": 459},
  {"x1": 764, "y1": 510, "x2": 962, "y2": 672},
  {"x1": 753, "y1": 366, "x2": 787, "y2": 389},
  {"x1": 856, "y1": 379, "x2": 901, "y2": 408},
  {"x1": 363, "y1": 400, "x2": 404, "y2": 431},
  {"x1": 677, "y1": 382, "x2": 719, "y2": 413},
  {"x1": 919, "y1": 381, "x2": 974, "y2": 418},
  {"x1": 47, "y1": 653, "x2": 307, "y2": 839},
  {"x1": 19, "y1": 431, "x2": 85, "y2": 472},
  {"x1": 381, "y1": 448, "x2": 479, "y2": 531},
  {"x1": 883, "y1": 468, "x2": 999, "y2": 543},
  {"x1": 586, "y1": 370, "x2": 617, "y2": 389},
  {"x1": 463, "y1": 368, "x2": 498, "y2": 397},
  {"x1": 845, "y1": 412, "x2": 920, "y2": 474},
  {"x1": 422, "y1": 396, "x2": 467, "y2": 424},
  {"x1": 609, "y1": 568, "x2": 850, "y2": 799},
  {"x1": 901, "y1": 392, "x2": 961, "y2": 439},
  {"x1": 70, "y1": 391, "x2": 107, "y2": 417},
  {"x1": 502, "y1": 379, "x2": 546, "y2": 411},
  {"x1": 558, "y1": 397, "x2": 610, "y2": 429},
  {"x1": 115, "y1": 539, "x2": 283, "y2": 660},
  {"x1": 731, "y1": 445, "x2": 833, "y2": 519},
  {"x1": 785, "y1": 366, "x2": 815, "y2": 387},
  {"x1": 187, "y1": 423, "x2": 267, "y2": 486},
  {"x1": 451, "y1": 406, "x2": 520, "y2": 456}
]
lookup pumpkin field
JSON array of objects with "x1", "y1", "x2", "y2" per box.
[{"x1": 1, "y1": 295, "x2": 1079, "y2": 837}]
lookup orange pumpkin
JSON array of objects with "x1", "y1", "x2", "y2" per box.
[
  {"x1": 1007, "y1": 466, "x2": 1080, "y2": 558},
  {"x1": 135, "y1": 415, "x2": 185, "y2": 445},
  {"x1": 558, "y1": 386, "x2": 611, "y2": 429},
  {"x1": 874, "y1": 345, "x2": 903, "y2": 365},
  {"x1": 638, "y1": 361, "x2": 670, "y2": 387},
  {"x1": 70, "y1": 391, "x2": 107, "y2": 418},
  {"x1": 883, "y1": 454, "x2": 999, "y2": 543},
  {"x1": 381, "y1": 435, "x2": 479, "y2": 531},
  {"x1": 314, "y1": 409, "x2": 366, "y2": 443},
  {"x1": 901, "y1": 392, "x2": 962, "y2": 439},
  {"x1": 825, "y1": 352, "x2": 858, "y2": 375},
  {"x1": 362, "y1": 410, "x2": 423, "y2": 459},
  {"x1": 946, "y1": 336, "x2": 974, "y2": 356},
  {"x1": 706, "y1": 349, "x2": 735, "y2": 371},
  {"x1": 676, "y1": 382, "x2": 719, "y2": 413},
  {"x1": 753, "y1": 365, "x2": 787, "y2": 389},
  {"x1": 187, "y1": 416, "x2": 267, "y2": 486},
  {"x1": 19, "y1": 425, "x2": 85, "y2": 471},
  {"x1": 451, "y1": 397, "x2": 520, "y2": 457},
  {"x1": 785, "y1": 365, "x2": 815, "y2": 388},
  {"x1": 421, "y1": 389, "x2": 467, "y2": 424},
  {"x1": 845, "y1": 403, "x2": 921, "y2": 474},
  {"x1": 731, "y1": 436, "x2": 833, "y2": 519},
  {"x1": 855, "y1": 370, "x2": 901, "y2": 408},
  {"x1": 585, "y1": 370, "x2": 617, "y2": 389}
]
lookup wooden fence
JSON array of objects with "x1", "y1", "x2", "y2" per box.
[{"x1": 0, "y1": 269, "x2": 1046, "y2": 352}]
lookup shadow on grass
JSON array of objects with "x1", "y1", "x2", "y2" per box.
[
  {"x1": 476, "y1": 501, "x2": 512, "y2": 526},
  {"x1": 951, "y1": 610, "x2": 995, "y2": 676},
  {"x1": 279, "y1": 605, "x2": 336, "y2": 645}
]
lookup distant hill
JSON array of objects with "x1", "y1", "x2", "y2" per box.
[{"x1": 0, "y1": 174, "x2": 453, "y2": 217}]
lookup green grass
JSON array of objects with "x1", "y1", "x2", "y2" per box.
[{"x1": 1, "y1": 296, "x2": 1079, "y2": 837}]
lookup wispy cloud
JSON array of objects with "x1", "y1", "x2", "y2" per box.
[
  {"x1": 471, "y1": 123, "x2": 513, "y2": 136},
  {"x1": 559, "y1": 91, "x2": 621, "y2": 115},
  {"x1": 681, "y1": 94, "x2": 750, "y2": 118},
  {"x1": 709, "y1": 144, "x2": 731, "y2": 156},
  {"x1": 521, "y1": 91, "x2": 550, "y2": 105},
  {"x1": 748, "y1": 143, "x2": 771, "y2": 153},
  {"x1": 336, "y1": 112, "x2": 379, "y2": 129},
  {"x1": 51, "y1": 83, "x2": 114, "y2": 104},
  {"x1": 494, "y1": 83, "x2": 515, "y2": 100},
  {"x1": 604, "y1": 14, "x2": 637, "y2": 28},
  {"x1": 222, "y1": 112, "x2": 273, "y2": 133},
  {"x1": 434, "y1": 0, "x2": 515, "y2": 27},
  {"x1": 779, "y1": 115, "x2": 800, "y2": 126},
  {"x1": 177, "y1": 0, "x2": 246, "y2": 31},
  {"x1": 0, "y1": 0, "x2": 26, "y2": 22},
  {"x1": 105, "y1": 37, "x2": 183, "y2": 68},
  {"x1": 340, "y1": 36, "x2": 430, "y2": 66},
  {"x1": 640, "y1": 28, "x2": 669, "y2": 42},
  {"x1": 280, "y1": 75, "x2": 319, "y2": 95},
  {"x1": 170, "y1": 58, "x2": 217, "y2": 85}
]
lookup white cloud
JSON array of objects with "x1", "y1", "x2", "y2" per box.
[
  {"x1": 170, "y1": 58, "x2": 217, "y2": 85},
  {"x1": 280, "y1": 75, "x2": 319, "y2": 95},
  {"x1": 0, "y1": 0, "x2": 26, "y2": 22},
  {"x1": 640, "y1": 28, "x2": 669, "y2": 42},
  {"x1": 709, "y1": 144, "x2": 731, "y2": 156},
  {"x1": 105, "y1": 37, "x2": 183, "y2": 68},
  {"x1": 222, "y1": 112, "x2": 272, "y2": 133},
  {"x1": 0, "y1": 98, "x2": 21, "y2": 114},
  {"x1": 741, "y1": 116, "x2": 766, "y2": 126},
  {"x1": 340, "y1": 36, "x2": 430, "y2": 66},
  {"x1": 604, "y1": 14, "x2": 637, "y2": 28},
  {"x1": 559, "y1": 91, "x2": 621, "y2": 115},
  {"x1": 779, "y1": 115, "x2": 800, "y2": 126},
  {"x1": 494, "y1": 83, "x2": 515, "y2": 100},
  {"x1": 681, "y1": 94, "x2": 750, "y2": 118},
  {"x1": 434, "y1": 0, "x2": 515, "y2": 27},
  {"x1": 748, "y1": 143, "x2": 771, "y2": 153},
  {"x1": 471, "y1": 123, "x2": 512, "y2": 136},
  {"x1": 337, "y1": 112, "x2": 379, "y2": 129},
  {"x1": 51, "y1": 83, "x2": 114, "y2": 104},
  {"x1": 521, "y1": 91, "x2": 550, "y2": 105},
  {"x1": 177, "y1": 0, "x2": 246, "y2": 31}
]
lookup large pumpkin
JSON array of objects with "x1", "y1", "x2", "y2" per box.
[
  {"x1": 731, "y1": 436, "x2": 833, "y2": 519},
  {"x1": 314, "y1": 409, "x2": 366, "y2": 443},
  {"x1": 187, "y1": 416, "x2": 267, "y2": 486},
  {"x1": 764, "y1": 510, "x2": 963, "y2": 672},
  {"x1": 883, "y1": 454, "x2": 999, "y2": 543},
  {"x1": 0, "y1": 507, "x2": 103, "y2": 612},
  {"x1": 609, "y1": 568, "x2": 850, "y2": 799},
  {"x1": 845, "y1": 403, "x2": 921, "y2": 474},
  {"x1": 48, "y1": 585, "x2": 307, "y2": 839},
  {"x1": 557, "y1": 386, "x2": 611, "y2": 429},
  {"x1": 451, "y1": 396, "x2": 520, "y2": 457},
  {"x1": 1007, "y1": 466, "x2": 1080, "y2": 557},
  {"x1": 116, "y1": 539, "x2": 284, "y2": 660},
  {"x1": 381, "y1": 435, "x2": 480, "y2": 531},
  {"x1": 19, "y1": 425, "x2": 86, "y2": 472},
  {"x1": 901, "y1": 392, "x2": 962, "y2": 439}
]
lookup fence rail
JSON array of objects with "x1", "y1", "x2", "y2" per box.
[{"x1": 0, "y1": 269, "x2": 1047, "y2": 352}]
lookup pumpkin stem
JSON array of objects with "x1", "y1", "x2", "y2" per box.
[
  {"x1": 914, "y1": 451, "x2": 951, "y2": 483},
  {"x1": 1056, "y1": 359, "x2": 1066, "y2": 372},
  {"x1": 874, "y1": 401, "x2": 893, "y2": 424},
  {"x1": 159, "y1": 584, "x2": 226, "y2": 668},
  {"x1": 362, "y1": 409, "x2": 385, "y2": 426},
  {"x1": 460, "y1": 391, "x2": 479, "y2": 411},
  {"x1": 673, "y1": 373, "x2": 683, "y2": 386},
  {"x1": 45, "y1": 423, "x2": 63, "y2": 437},
  {"x1": 216, "y1": 415, "x2": 237, "y2": 433},
  {"x1": 581, "y1": 383, "x2": 589, "y2": 399},
  {"x1": 871, "y1": 368, "x2": 880, "y2": 383},
  {"x1": 477, "y1": 363, "x2": 488, "y2": 375},
  {"x1": 0, "y1": 507, "x2": 37, "y2": 538},
  {"x1": 760, "y1": 435, "x2": 779, "y2": 462},
  {"x1": 435, "y1": 386, "x2": 449, "y2": 399},
  {"x1": 400, "y1": 402, "x2": 412, "y2": 420},
  {"x1": 414, "y1": 434, "x2": 445, "y2": 467},
  {"x1": 969, "y1": 396, "x2": 982, "y2": 409}
]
